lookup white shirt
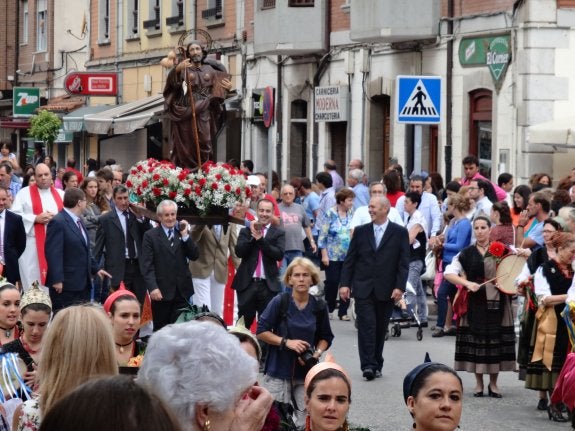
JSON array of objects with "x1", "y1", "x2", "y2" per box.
[
  {"x1": 396, "y1": 191, "x2": 441, "y2": 237},
  {"x1": 351, "y1": 205, "x2": 404, "y2": 229}
]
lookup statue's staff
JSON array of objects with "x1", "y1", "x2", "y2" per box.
[{"x1": 188, "y1": 74, "x2": 202, "y2": 169}]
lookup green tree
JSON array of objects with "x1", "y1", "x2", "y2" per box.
[{"x1": 28, "y1": 110, "x2": 62, "y2": 145}]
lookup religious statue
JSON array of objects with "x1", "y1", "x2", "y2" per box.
[{"x1": 162, "y1": 41, "x2": 232, "y2": 170}]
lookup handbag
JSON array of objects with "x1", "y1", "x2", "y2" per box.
[{"x1": 421, "y1": 250, "x2": 436, "y2": 281}]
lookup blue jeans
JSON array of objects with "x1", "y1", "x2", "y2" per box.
[
  {"x1": 436, "y1": 262, "x2": 457, "y2": 329},
  {"x1": 280, "y1": 250, "x2": 303, "y2": 292},
  {"x1": 324, "y1": 260, "x2": 349, "y2": 317},
  {"x1": 406, "y1": 260, "x2": 427, "y2": 323}
]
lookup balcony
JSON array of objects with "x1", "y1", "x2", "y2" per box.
[
  {"x1": 350, "y1": 0, "x2": 440, "y2": 43},
  {"x1": 254, "y1": 0, "x2": 327, "y2": 55}
]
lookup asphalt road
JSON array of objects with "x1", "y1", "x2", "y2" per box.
[{"x1": 328, "y1": 315, "x2": 568, "y2": 431}]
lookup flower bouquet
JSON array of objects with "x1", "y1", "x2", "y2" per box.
[{"x1": 126, "y1": 159, "x2": 250, "y2": 225}]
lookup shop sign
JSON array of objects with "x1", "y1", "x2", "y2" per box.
[
  {"x1": 64, "y1": 72, "x2": 118, "y2": 96},
  {"x1": 13, "y1": 87, "x2": 40, "y2": 117},
  {"x1": 314, "y1": 86, "x2": 348, "y2": 122},
  {"x1": 459, "y1": 34, "x2": 511, "y2": 89}
]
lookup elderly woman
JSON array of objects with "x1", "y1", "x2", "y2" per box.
[
  {"x1": 304, "y1": 355, "x2": 351, "y2": 431},
  {"x1": 444, "y1": 216, "x2": 516, "y2": 398},
  {"x1": 137, "y1": 321, "x2": 273, "y2": 431},
  {"x1": 403, "y1": 359, "x2": 463, "y2": 431},
  {"x1": 318, "y1": 188, "x2": 355, "y2": 320},
  {"x1": 257, "y1": 257, "x2": 334, "y2": 427}
]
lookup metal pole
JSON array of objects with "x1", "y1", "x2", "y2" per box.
[{"x1": 414, "y1": 124, "x2": 422, "y2": 174}]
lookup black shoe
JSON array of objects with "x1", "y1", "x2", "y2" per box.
[
  {"x1": 488, "y1": 385, "x2": 502, "y2": 398},
  {"x1": 420, "y1": 322, "x2": 428, "y2": 328},
  {"x1": 431, "y1": 328, "x2": 445, "y2": 338},
  {"x1": 363, "y1": 369, "x2": 375, "y2": 381},
  {"x1": 375, "y1": 370, "x2": 382, "y2": 378},
  {"x1": 537, "y1": 398, "x2": 549, "y2": 411},
  {"x1": 473, "y1": 390, "x2": 484, "y2": 397},
  {"x1": 548, "y1": 404, "x2": 569, "y2": 422}
]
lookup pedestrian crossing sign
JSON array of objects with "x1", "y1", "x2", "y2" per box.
[{"x1": 396, "y1": 76, "x2": 441, "y2": 124}]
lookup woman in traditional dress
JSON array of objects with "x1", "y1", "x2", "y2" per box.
[
  {"x1": 444, "y1": 216, "x2": 516, "y2": 398},
  {"x1": 515, "y1": 219, "x2": 562, "y2": 410},
  {"x1": 526, "y1": 232, "x2": 575, "y2": 422}
]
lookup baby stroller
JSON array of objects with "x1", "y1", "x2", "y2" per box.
[{"x1": 386, "y1": 281, "x2": 424, "y2": 341}]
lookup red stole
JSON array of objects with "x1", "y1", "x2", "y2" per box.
[{"x1": 29, "y1": 185, "x2": 63, "y2": 284}]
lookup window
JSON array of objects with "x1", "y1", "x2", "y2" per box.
[
  {"x1": 261, "y1": 0, "x2": 276, "y2": 9},
  {"x1": 166, "y1": 0, "x2": 184, "y2": 27},
  {"x1": 36, "y1": 0, "x2": 47, "y2": 51},
  {"x1": 202, "y1": 0, "x2": 223, "y2": 20},
  {"x1": 289, "y1": 0, "x2": 314, "y2": 6},
  {"x1": 98, "y1": 0, "x2": 111, "y2": 43},
  {"x1": 22, "y1": 1, "x2": 29, "y2": 44},
  {"x1": 128, "y1": 0, "x2": 139, "y2": 36},
  {"x1": 143, "y1": 0, "x2": 161, "y2": 30}
]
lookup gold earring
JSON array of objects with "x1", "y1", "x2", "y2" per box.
[{"x1": 203, "y1": 419, "x2": 211, "y2": 431}]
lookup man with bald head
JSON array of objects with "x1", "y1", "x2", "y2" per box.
[
  {"x1": 340, "y1": 195, "x2": 409, "y2": 380},
  {"x1": 12, "y1": 163, "x2": 64, "y2": 291}
]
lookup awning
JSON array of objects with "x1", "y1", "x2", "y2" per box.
[
  {"x1": 84, "y1": 94, "x2": 164, "y2": 135},
  {"x1": 63, "y1": 105, "x2": 113, "y2": 132},
  {"x1": 527, "y1": 116, "x2": 575, "y2": 148},
  {"x1": 0, "y1": 117, "x2": 31, "y2": 129}
]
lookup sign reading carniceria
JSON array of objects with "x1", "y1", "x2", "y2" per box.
[{"x1": 314, "y1": 86, "x2": 348, "y2": 122}]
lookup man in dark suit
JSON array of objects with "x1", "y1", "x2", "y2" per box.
[
  {"x1": 94, "y1": 185, "x2": 150, "y2": 303},
  {"x1": 140, "y1": 200, "x2": 199, "y2": 331},
  {"x1": 46, "y1": 188, "x2": 110, "y2": 312},
  {"x1": 232, "y1": 198, "x2": 285, "y2": 328},
  {"x1": 0, "y1": 187, "x2": 26, "y2": 285},
  {"x1": 340, "y1": 195, "x2": 409, "y2": 381}
]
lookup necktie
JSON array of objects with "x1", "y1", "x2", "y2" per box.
[
  {"x1": 168, "y1": 228, "x2": 174, "y2": 246},
  {"x1": 123, "y1": 211, "x2": 136, "y2": 259},
  {"x1": 375, "y1": 225, "x2": 383, "y2": 248},
  {"x1": 255, "y1": 227, "x2": 266, "y2": 277},
  {"x1": 76, "y1": 219, "x2": 86, "y2": 244}
]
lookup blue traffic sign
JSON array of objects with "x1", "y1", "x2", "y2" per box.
[{"x1": 396, "y1": 76, "x2": 441, "y2": 124}]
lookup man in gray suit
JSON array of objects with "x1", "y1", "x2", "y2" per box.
[{"x1": 340, "y1": 196, "x2": 410, "y2": 381}]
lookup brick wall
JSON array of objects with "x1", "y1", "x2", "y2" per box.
[
  {"x1": 441, "y1": 0, "x2": 515, "y2": 16},
  {"x1": 0, "y1": 2, "x2": 17, "y2": 91},
  {"x1": 331, "y1": 0, "x2": 349, "y2": 32},
  {"x1": 199, "y1": 0, "x2": 237, "y2": 45},
  {"x1": 90, "y1": 0, "x2": 116, "y2": 62}
]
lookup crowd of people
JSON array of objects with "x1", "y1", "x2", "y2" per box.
[{"x1": 1, "y1": 144, "x2": 575, "y2": 430}]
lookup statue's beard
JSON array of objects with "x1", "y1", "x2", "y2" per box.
[{"x1": 190, "y1": 54, "x2": 202, "y2": 63}]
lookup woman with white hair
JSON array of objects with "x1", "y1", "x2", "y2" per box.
[{"x1": 137, "y1": 321, "x2": 273, "y2": 431}]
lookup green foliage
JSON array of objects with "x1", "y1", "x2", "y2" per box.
[{"x1": 28, "y1": 110, "x2": 62, "y2": 144}]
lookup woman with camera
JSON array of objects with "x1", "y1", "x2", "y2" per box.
[{"x1": 257, "y1": 257, "x2": 334, "y2": 428}]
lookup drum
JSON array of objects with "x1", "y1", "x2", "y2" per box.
[{"x1": 495, "y1": 254, "x2": 527, "y2": 295}]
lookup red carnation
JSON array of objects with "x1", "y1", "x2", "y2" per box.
[
  {"x1": 137, "y1": 165, "x2": 143, "y2": 171},
  {"x1": 216, "y1": 174, "x2": 223, "y2": 180},
  {"x1": 153, "y1": 173, "x2": 160, "y2": 181},
  {"x1": 199, "y1": 178, "x2": 207, "y2": 187},
  {"x1": 211, "y1": 183, "x2": 218, "y2": 190},
  {"x1": 183, "y1": 188, "x2": 192, "y2": 196},
  {"x1": 235, "y1": 187, "x2": 241, "y2": 195},
  {"x1": 162, "y1": 178, "x2": 169, "y2": 186},
  {"x1": 195, "y1": 186, "x2": 202, "y2": 196},
  {"x1": 488, "y1": 241, "x2": 506, "y2": 258},
  {"x1": 142, "y1": 180, "x2": 148, "y2": 188},
  {"x1": 188, "y1": 179, "x2": 194, "y2": 186},
  {"x1": 178, "y1": 172, "x2": 187, "y2": 181},
  {"x1": 168, "y1": 191, "x2": 177, "y2": 199},
  {"x1": 126, "y1": 180, "x2": 133, "y2": 188},
  {"x1": 224, "y1": 184, "x2": 231, "y2": 192},
  {"x1": 152, "y1": 188, "x2": 162, "y2": 196},
  {"x1": 131, "y1": 169, "x2": 137, "y2": 175}
]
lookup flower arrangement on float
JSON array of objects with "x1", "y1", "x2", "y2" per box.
[{"x1": 125, "y1": 158, "x2": 250, "y2": 216}]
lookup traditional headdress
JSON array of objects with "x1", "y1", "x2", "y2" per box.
[
  {"x1": 304, "y1": 353, "x2": 351, "y2": 392},
  {"x1": 402, "y1": 353, "x2": 442, "y2": 403},
  {"x1": 20, "y1": 281, "x2": 51, "y2": 311},
  {"x1": 228, "y1": 316, "x2": 262, "y2": 361},
  {"x1": 103, "y1": 282, "x2": 137, "y2": 314}
]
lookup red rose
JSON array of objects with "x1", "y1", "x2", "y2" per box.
[
  {"x1": 162, "y1": 178, "x2": 169, "y2": 186},
  {"x1": 211, "y1": 183, "x2": 218, "y2": 190},
  {"x1": 184, "y1": 188, "x2": 192, "y2": 196},
  {"x1": 153, "y1": 173, "x2": 160, "y2": 181},
  {"x1": 178, "y1": 172, "x2": 187, "y2": 181},
  {"x1": 195, "y1": 186, "x2": 202, "y2": 196},
  {"x1": 137, "y1": 165, "x2": 143, "y2": 171},
  {"x1": 224, "y1": 184, "x2": 231, "y2": 192},
  {"x1": 216, "y1": 174, "x2": 223, "y2": 180},
  {"x1": 152, "y1": 188, "x2": 162, "y2": 196},
  {"x1": 126, "y1": 180, "x2": 133, "y2": 188},
  {"x1": 131, "y1": 169, "x2": 137, "y2": 175},
  {"x1": 488, "y1": 241, "x2": 506, "y2": 258},
  {"x1": 168, "y1": 191, "x2": 177, "y2": 199},
  {"x1": 188, "y1": 179, "x2": 194, "y2": 186},
  {"x1": 235, "y1": 187, "x2": 241, "y2": 195},
  {"x1": 142, "y1": 180, "x2": 148, "y2": 188},
  {"x1": 199, "y1": 178, "x2": 207, "y2": 187}
]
